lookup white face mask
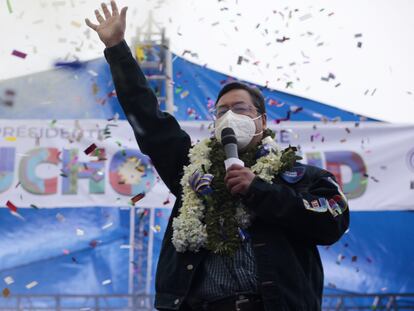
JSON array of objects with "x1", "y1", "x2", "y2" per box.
[{"x1": 214, "y1": 110, "x2": 262, "y2": 150}]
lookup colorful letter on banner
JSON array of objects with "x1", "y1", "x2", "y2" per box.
[
  {"x1": 18, "y1": 148, "x2": 59, "y2": 194},
  {"x1": 109, "y1": 149, "x2": 155, "y2": 196},
  {"x1": 325, "y1": 151, "x2": 367, "y2": 199},
  {"x1": 0, "y1": 147, "x2": 15, "y2": 193},
  {"x1": 61, "y1": 149, "x2": 105, "y2": 194}
]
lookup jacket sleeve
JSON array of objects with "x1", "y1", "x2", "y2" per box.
[
  {"x1": 104, "y1": 40, "x2": 191, "y2": 197},
  {"x1": 242, "y1": 169, "x2": 349, "y2": 245}
]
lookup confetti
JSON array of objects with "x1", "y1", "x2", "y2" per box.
[
  {"x1": 6, "y1": 200, "x2": 17, "y2": 213},
  {"x1": 76, "y1": 228, "x2": 85, "y2": 236},
  {"x1": 180, "y1": 90, "x2": 189, "y2": 99},
  {"x1": 71, "y1": 21, "x2": 81, "y2": 28},
  {"x1": 321, "y1": 73, "x2": 335, "y2": 82},
  {"x1": 88, "y1": 70, "x2": 98, "y2": 77},
  {"x1": 131, "y1": 193, "x2": 145, "y2": 204},
  {"x1": 102, "y1": 222, "x2": 113, "y2": 230},
  {"x1": 6, "y1": 0, "x2": 12, "y2": 13},
  {"x1": 11, "y1": 50, "x2": 27, "y2": 59},
  {"x1": 4, "y1": 136, "x2": 16, "y2": 142},
  {"x1": 2, "y1": 288, "x2": 10, "y2": 298},
  {"x1": 54, "y1": 60, "x2": 84, "y2": 70},
  {"x1": 84, "y1": 143, "x2": 97, "y2": 155},
  {"x1": 299, "y1": 13, "x2": 312, "y2": 21},
  {"x1": 25, "y1": 281, "x2": 38, "y2": 289},
  {"x1": 89, "y1": 240, "x2": 98, "y2": 248},
  {"x1": 276, "y1": 36, "x2": 290, "y2": 43},
  {"x1": 273, "y1": 106, "x2": 303, "y2": 124},
  {"x1": 4, "y1": 277, "x2": 14, "y2": 285},
  {"x1": 151, "y1": 225, "x2": 161, "y2": 233},
  {"x1": 2, "y1": 89, "x2": 15, "y2": 106},
  {"x1": 102, "y1": 279, "x2": 111, "y2": 285}
]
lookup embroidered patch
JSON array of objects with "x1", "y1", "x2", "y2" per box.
[
  {"x1": 318, "y1": 197, "x2": 330, "y2": 209},
  {"x1": 281, "y1": 165, "x2": 306, "y2": 183},
  {"x1": 311, "y1": 200, "x2": 320, "y2": 208},
  {"x1": 323, "y1": 176, "x2": 349, "y2": 214},
  {"x1": 328, "y1": 198, "x2": 343, "y2": 217},
  {"x1": 303, "y1": 198, "x2": 328, "y2": 212}
]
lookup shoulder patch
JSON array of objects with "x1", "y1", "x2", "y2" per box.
[{"x1": 280, "y1": 164, "x2": 306, "y2": 184}]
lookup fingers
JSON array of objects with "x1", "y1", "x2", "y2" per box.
[
  {"x1": 225, "y1": 167, "x2": 248, "y2": 182},
  {"x1": 85, "y1": 18, "x2": 98, "y2": 31},
  {"x1": 226, "y1": 176, "x2": 249, "y2": 195},
  {"x1": 120, "y1": 6, "x2": 128, "y2": 21},
  {"x1": 101, "y1": 3, "x2": 111, "y2": 19},
  {"x1": 94, "y1": 9, "x2": 105, "y2": 23},
  {"x1": 111, "y1": 0, "x2": 119, "y2": 15},
  {"x1": 230, "y1": 184, "x2": 246, "y2": 195},
  {"x1": 226, "y1": 176, "x2": 244, "y2": 189}
]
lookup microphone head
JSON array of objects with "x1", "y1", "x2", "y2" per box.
[{"x1": 221, "y1": 127, "x2": 237, "y2": 145}]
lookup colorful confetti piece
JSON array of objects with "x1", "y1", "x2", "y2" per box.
[
  {"x1": 84, "y1": 143, "x2": 97, "y2": 155},
  {"x1": 6, "y1": 200, "x2": 17, "y2": 213},
  {"x1": 2, "y1": 288, "x2": 10, "y2": 298},
  {"x1": 6, "y1": 0, "x2": 12, "y2": 13},
  {"x1": 25, "y1": 281, "x2": 38, "y2": 289},
  {"x1": 11, "y1": 49, "x2": 27, "y2": 59},
  {"x1": 4, "y1": 136, "x2": 16, "y2": 142},
  {"x1": 131, "y1": 193, "x2": 145, "y2": 204},
  {"x1": 4, "y1": 277, "x2": 14, "y2": 285}
]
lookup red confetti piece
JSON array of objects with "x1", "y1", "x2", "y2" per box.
[
  {"x1": 131, "y1": 193, "x2": 145, "y2": 204},
  {"x1": 6, "y1": 200, "x2": 17, "y2": 213},
  {"x1": 107, "y1": 90, "x2": 117, "y2": 98},
  {"x1": 84, "y1": 143, "x2": 97, "y2": 155},
  {"x1": 89, "y1": 240, "x2": 98, "y2": 248},
  {"x1": 11, "y1": 50, "x2": 27, "y2": 59}
]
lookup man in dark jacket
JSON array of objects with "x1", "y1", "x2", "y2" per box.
[{"x1": 86, "y1": 2, "x2": 349, "y2": 310}]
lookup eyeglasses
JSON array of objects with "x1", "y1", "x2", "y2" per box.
[{"x1": 215, "y1": 102, "x2": 258, "y2": 118}]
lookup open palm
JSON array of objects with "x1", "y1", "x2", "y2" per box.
[{"x1": 85, "y1": 0, "x2": 128, "y2": 48}]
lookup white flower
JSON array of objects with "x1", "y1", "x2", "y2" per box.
[
  {"x1": 261, "y1": 136, "x2": 280, "y2": 153},
  {"x1": 172, "y1": 135, "x2": 285, "y2": 253}
]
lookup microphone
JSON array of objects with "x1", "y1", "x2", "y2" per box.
[{"x1": 221, "y1": 128, "x2": 245, "y2": 170}]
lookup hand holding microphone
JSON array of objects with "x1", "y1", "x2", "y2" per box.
[{"x1": 221, "y1": 128, "x2": 256, "y2": 196}]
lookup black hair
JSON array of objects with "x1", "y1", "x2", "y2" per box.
[{"x1": 215, "y1": 81, "x2": 266, "y2": 115}]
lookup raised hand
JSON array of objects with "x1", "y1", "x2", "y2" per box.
[{"x1": 85, "y1": 1, "x2": 128, "y2": 48}]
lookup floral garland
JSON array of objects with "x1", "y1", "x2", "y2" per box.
[{"x1": 172, "y1": 129, "x2": 300, "y2": 256}]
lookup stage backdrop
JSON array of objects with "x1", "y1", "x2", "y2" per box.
[
  {"x1": 1, "y1": 119, "x2": 414, "y2": 211},
  {"x1": 1, "y1": 52, "x2": 414, "y2": 300}
]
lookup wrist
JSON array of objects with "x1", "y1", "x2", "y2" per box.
[{"x1": 104, "y1": 37, "x2": 124, "y2": 48}]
